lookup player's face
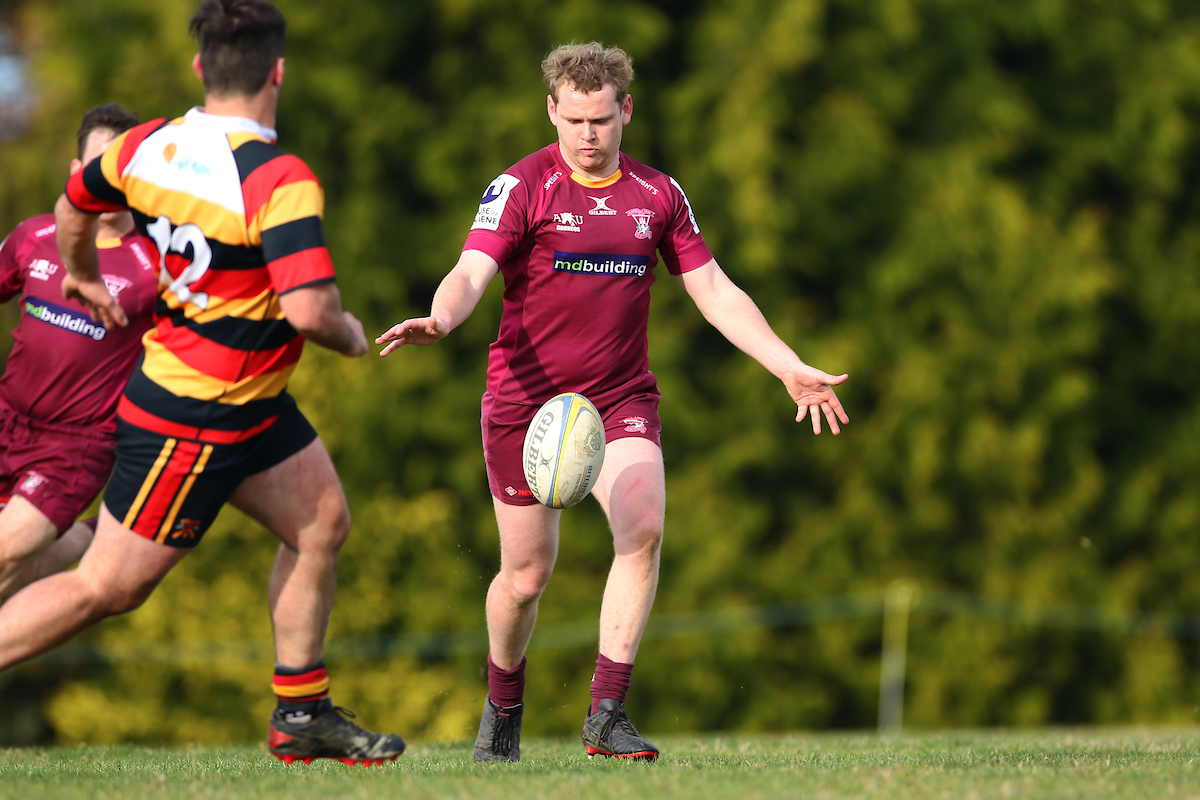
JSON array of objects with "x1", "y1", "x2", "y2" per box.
[
  {"x1": 548, "y1": 83, "x2": 633, "y2": 179},
  {"x1": 71, "y1": 129, "x2": 124, "y2": 227},
  {"x1": 71, "y1": 128, "x2": 119, "y2": 174}
]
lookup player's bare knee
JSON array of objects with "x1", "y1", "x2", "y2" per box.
[{"x1": 507, "y1": 566, "x2": 553, "y2": 606}]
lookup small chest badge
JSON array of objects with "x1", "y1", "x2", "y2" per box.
[{"x1": 626, "y1": 208, "x2": 655, "y2": 240}]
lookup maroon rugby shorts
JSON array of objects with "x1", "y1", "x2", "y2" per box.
[
  {"x1": 481, "y1": 389, "x2": 662, "y2": 506},
  {"x1": 0, "y1": 406, "x2": 114, "y2": 534}
]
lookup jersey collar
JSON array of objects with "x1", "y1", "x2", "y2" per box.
[
  {"x1": 184, "y1": 107, "x2": 278, "y2": 144},
  {"x1": 550, "y1": 144, "x2": 624, "y2": 189}
]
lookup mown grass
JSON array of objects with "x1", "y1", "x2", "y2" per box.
[{"x1": 1, "y1": 729, "x2": 1198, "y2": 799}]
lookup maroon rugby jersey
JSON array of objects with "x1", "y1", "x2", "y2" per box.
[
  {"x1": 463, "y1": 144, "x2": 713, "y2": 405},
  {"x1": 0, "y1": 214, "x2": 157, "y2": 432}
]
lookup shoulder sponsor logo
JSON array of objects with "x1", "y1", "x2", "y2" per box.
[
  {"x1": 669, "y1": 177, "x2": 701, "y2": 234},
  {"x1": 27, "y1": 259, "x2": 59, "y2": 281},
  {"x1": 625, "y1": 208, "x2": 655, "y2": 240},
  {"x1": 102, "y1": 274, "x2": 133, "y2": 299},
  {"x1": 127, "y1": 240, "x2": 154, "y2": 272},
  {"x1": 552, "y1": 250, "x2": 651, "y2": 278},
  {"x1": 473, "y1": 173, "x2": 521, "y2": 231},
  {"x1": 33, "y1": 224, "x2": 56, "y2": 239},
  {"x1": 544, "y1": 170, "x2": 564, "y2": 190},
  {"x1": 588, "y1": 196, "x2": 617, "y2": 216},
  {"x1": 627, "y1": 171, "x2": 660, "y2": 196},
  {"x1": 553, "y1": 212, "x2": 584, "y2": 232},
  {"x1": 170, "y1": 153, "x2": 212, "y2": 177},
  {"x1": 24, "y1": 298, "x2": 107, "y2": 340}
]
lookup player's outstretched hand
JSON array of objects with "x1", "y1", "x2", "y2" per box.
[
  {"x1": 61, "y1": 275, "x2": 128, "y2": 329},
  {"x1": 783, "y1": 364, "x2": 849, "y2": 435},
  {"x1": 375, "y1": 317, "x2": 449, "y2": 356}
]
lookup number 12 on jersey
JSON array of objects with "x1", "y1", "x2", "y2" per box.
[{"x1": 147, "y1": 215, "x2": 211, "y2": 311}]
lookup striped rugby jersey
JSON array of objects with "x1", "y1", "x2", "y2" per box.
[{"x1": 65, "y1": 108, "x2": 335, "y2": 443}]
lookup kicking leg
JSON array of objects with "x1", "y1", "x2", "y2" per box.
[
  {"x1": 0, "y1": 504, "x2": 186, "y2": 670},
  {"x1": 591, "y1": 437, "x2": 665, "y2": 664},
  {"x1": 580, "y1": 436, "x2": 664, "y2": 760}
]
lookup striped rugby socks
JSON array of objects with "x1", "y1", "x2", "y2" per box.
[{"x1": 274, "y1": 662, "x2": 330, "y2": 720}]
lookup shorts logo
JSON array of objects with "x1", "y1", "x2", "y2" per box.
[
  {"x1": 626, "y1": 208, "x2": 655, "y2": 240},
  {"x1": 552, "y1": 251, "x2": 650, "y2": 278},
  {"x1": 505, "y1": 486, "x2": 517, "y2": 497},
  {"x1": 102, "y1": 274, "x2": 132, "y2": 299},
  {"x1": 553, "y1": 212, "x2": 583, "y2": 232},
  {"x1": 27, "y1": 259, "x2": 58, "y2": 281},
  {"x1": 621, "y1": 416, "x2": 649, "y2": 434},
  {"x1": 19, "y1": 472, "x2": 46, "y2": 494},
  {"x1": 24, "y1": 298, "x2": 107, "y2": 340},
  {"x1": 588, "y1": 196, "x2": 617, "y2": 216},
  {"x1": 473, "y1": 174, "x2": 521, "y2": 231},
  {"x1": 171, "y1": 518, "x2": 203, "y2": 540}
]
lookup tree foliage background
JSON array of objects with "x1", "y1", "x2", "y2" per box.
[{"x1": 2, "y1": 0, "x2": 1200, "y2": 744}]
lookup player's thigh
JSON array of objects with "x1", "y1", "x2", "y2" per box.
[
  {"x1": 76, "y1": 504, "x2": 189, "y2": 608},
  {"x1": 493, "y1": 497, "x2": 561, "y2": 574},
  {"x1": 590, "y1": 437, "x2": 665, "y2": 550},
  {"x1": 229, "y1": 436, "x2": 348, "y2": 552},
  {"x1": 0, "y1": 495, "x2": 58, "y2": 562}
]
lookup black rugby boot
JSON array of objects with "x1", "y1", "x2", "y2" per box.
[
  {"x1": 473, "y1": 697, "x2": 523, "y2": 762},
  {"x1": 268, "y1": 699, "x2": 405, "y2": 766},
  {"x1": 581, "y1": 699, "x2": 659, "y2": 760}
]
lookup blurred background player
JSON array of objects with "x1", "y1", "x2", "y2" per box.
[
  {"x1": 0, "y1": 0, "x2": 404, "y2": 766},
  {"x1": 377, "y1": 42, "x2": 850, "y2": 762},
  {"x1": 0, "y1": 104, "x2": 154, "y2": 603}
]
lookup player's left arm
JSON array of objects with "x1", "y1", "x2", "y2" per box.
[{"x1": 677, "y1": 259, "x2": 849, "y2": 435}]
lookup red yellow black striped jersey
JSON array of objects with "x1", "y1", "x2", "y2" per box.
[{"x1": 65, "y1": 108, "x2": 335, "y2": 442}]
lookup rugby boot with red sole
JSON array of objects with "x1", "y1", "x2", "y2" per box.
[
  {"x1": 473, "y1": 697, "x2": 523, "y2": 762},
  {"x1": 268, "y1": 700, "x2": 405, "y2": 767},
  {"x1": 582, "y1": 698, "x2": 659, "y2": 760}
]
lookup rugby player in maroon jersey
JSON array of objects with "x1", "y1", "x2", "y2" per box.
[
  {"x1": 377, "y1": 43, "x2": 850, "y2": 761},
  {"x1": 0, "y1": 0, "x2": 403, "y2": 766},
  {"x1": 0, "y1": 104, "x2": 155, "y2": 603}
]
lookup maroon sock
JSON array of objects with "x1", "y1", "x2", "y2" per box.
[
  {"x1": 589, "y1": 653, "x2": 634, "y2": 714},
  {"x1": 487, "y1": 653, "x2": 526, "y2": 708}
]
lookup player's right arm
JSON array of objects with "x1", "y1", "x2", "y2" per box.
[
  {"x1": 54, "y1": 194, "x2": 128, "y2": 329},
  {"x1": 375, "y1": 249, "x2": 498, "y2": 356}
]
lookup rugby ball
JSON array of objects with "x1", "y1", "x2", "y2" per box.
[{"x1": 522, "y1": 393, "x2": 606, "y2": 508}]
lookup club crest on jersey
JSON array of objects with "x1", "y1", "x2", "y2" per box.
[
  {"x1": 19, "y1": 472, "x2": 47, "y2": 494},
  {"x1": 27, "y1": 259, "x2": 58, "y2": 281},
  {"x1": 102, "y1": 274, "x2": 132, "y2": 299},
  {"x1": 554, "y1": 212, "x2": 584, "y2": 232},
  {"x1": 588, "y1": 196, "x2": 617, "y2": 216},
  {"x1": 626, "y1": 208, "x2": 655, "y2": 240}
]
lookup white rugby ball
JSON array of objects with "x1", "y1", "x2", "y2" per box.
[{"x1": 522, "y1": 393, "x2": 606, "y2": 508}]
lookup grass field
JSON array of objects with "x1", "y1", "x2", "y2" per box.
[{"x1": 2, "y1": 729, "x2": 1198, "y2": 799}]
